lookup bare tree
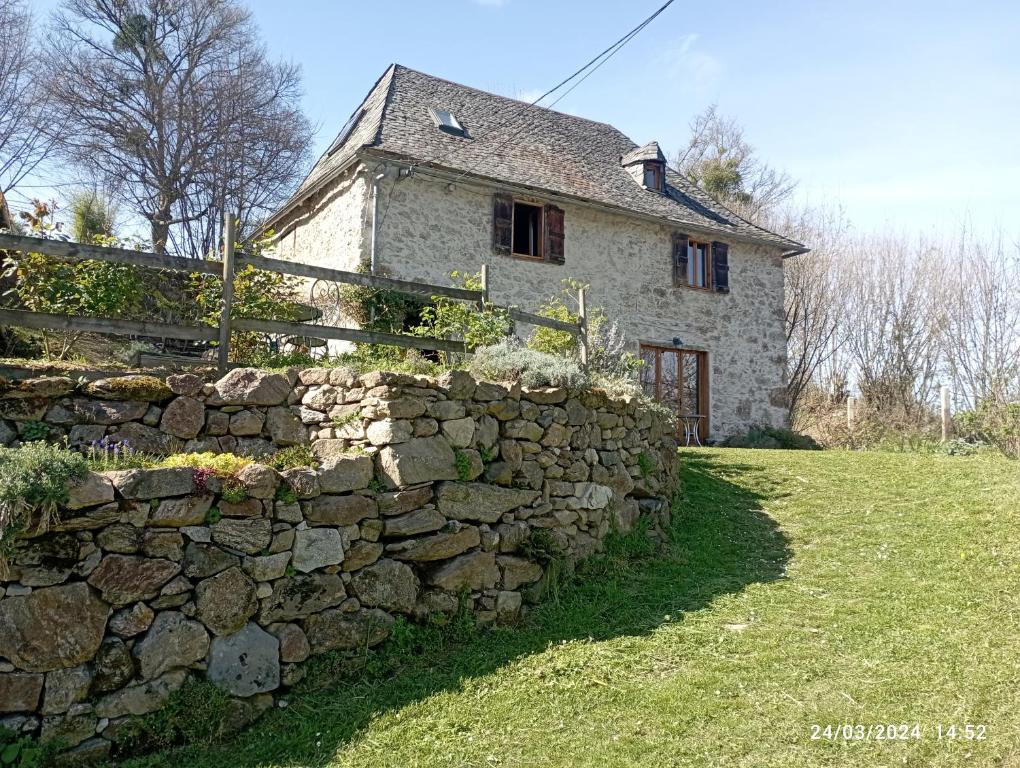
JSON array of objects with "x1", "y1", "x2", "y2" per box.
[
  {"x1": 764, "y1": 203, "x2": 850, "y2": 417},
  {"x1": 840, "y1": 233, "x2": 945, "y2": 418},
  {"x1": 43, "y1": 0, "x2": 313, "y2": 254},
  {"x1": 0, "y1": 0, "x2": 56, "y2": 197},
  {"x1": 674, "y1": 105, "x2": 796, "y2": 222},
  {"x1": 940, "y1": 229, "x2": 1020, "y2": 408}
]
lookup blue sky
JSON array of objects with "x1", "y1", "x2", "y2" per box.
[{"x1": 25, "y1": 0, "x2": 1020, "y2": 236}]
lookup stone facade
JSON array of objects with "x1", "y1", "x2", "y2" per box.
[
  {"x1": 273, "y1": 163, "x2": 789, "y2": 439},
  {"x1": 0, "y1": 368, "x2": 678, "y2": 759}
]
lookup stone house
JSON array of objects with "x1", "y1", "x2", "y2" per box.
[{"x1": 266, "y1": 65, "x2": 807, "y2": 441}]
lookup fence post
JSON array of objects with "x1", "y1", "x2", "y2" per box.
[
  {"x1": 217, "y1": 212, "x2": 236, "y2": 375},
  {"x1": 480, "y1": 263, "x2": 489, "y2": 304},
  {"x1": 846, "y1": 396, "x2": 857, "y2": 429},
  {"x1": 577, "y1": 286, "x2": 588, "y2": 368},
  {"x1": 941, "y1": 385, "x2": 952, "y2": 442}
]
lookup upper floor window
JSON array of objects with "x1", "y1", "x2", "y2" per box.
[
  {"x1": 429, "y1": 107, "x2": 468, "y2": 137},
  {"x1": 643, "y1": 161, "x2": 664, "y2": 193},
  {"x1": 492, "y1": 193, "x2": 565, "y2": 265},
  {"x1": 672, "y1": 233, "x2": 730, "y2": 293}
]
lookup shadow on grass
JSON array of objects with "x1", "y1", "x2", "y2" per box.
[{"x1": 127, "y1": 451, "x2": 791, "y2": 768}]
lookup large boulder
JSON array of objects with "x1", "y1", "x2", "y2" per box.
[
  {"x1": 382, "y1": 509, "x2": 445, "y2": 537},
  {"x1": 317, "y1": 455, "x2": 374, "y2": 493},
  {"x1": 182, "y1": 543, "x2": 239, "y2": 579},
  {"x1": 0, "y1": 673, "x2": 43, "y2": 713},
  {"x1": 214, "y1": 368, "x2": 291, "y2": 406},
  {"x1": 40, "y1": 665, "x2": 93, "y2": 715},
  {"x1": 304, "y1": 494, "x2": 377, "y2": 526},
  {"x1": 195, "y1": 567, "x2": 257, "y2": 635},
  {"x1": 0, "y1": 583, "x2": 108, "y2": 672},
  {"x1": 207, "y1": 623, "x2": 280, "y2": 697},
  {"x1": 67, "y1": 398, "x2": 149, "y2": 425},
  {"x1": 435, "y1": 482, "x2": 539, "y2": 523},
  {"x1": 105, "y1": 467, "x2": 195, "y2": 499},
  {"x1": 87, "y1": 554, "x2": 180, "y2": 605},
  {"x1": 132, "y1": 611, "x2": 209, "y2": 679},
  {"x1": 266, "y1": 406, "x2": 306, "y2": 445},
  {"x1": 258, "y1": 573, "x2": 346, "y2": 623},
  {"x1": 377, "y1": 486, "x2": 433, "y2": 516},
  {"x1": 497, "y1": 555, "x2": 544, "y2": 590},
  {"x1": 292, "y1": 528, "x2": 345, "y2": 572},
  {"x1": 159, "y1": 396, "x2": 205, "y2": 439},
  {"x1": 211, "y1": 518, "x2": 272, "y2": 554},
  {"x1": 387, "y1": 523, "x2": 480, "y2": 562},
  {"x1": 148, "y1": 495, "x2": 213, "y2": 527},
  {"x1": 377, "y1": 436, "x2": 459, "y2": 488},
  {"x1": 427, "y1": 551, "x2": 499, "y2": 592},
  {"x1": 304, "y1": 608, "x2": 394, "y2": 654},
  {"x1": 65, "y1": 473, "x2": 115, "y2": 510},
  {"x1": 83, "y1": 375, "x2": 171, "y2": 401},
  {"x1": 94, "y1": 670, "x2": 187, "y2": 719},
  {"x1": 350, "y1": 559, "x2": 418, "y2": 613}
]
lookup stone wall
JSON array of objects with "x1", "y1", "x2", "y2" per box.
[
  {"x1": 0, "y1": 368, "x2": 678, "y2": 761},
  {"x1": 273, "y1": 160, "x2": 790, "y2": 438}
]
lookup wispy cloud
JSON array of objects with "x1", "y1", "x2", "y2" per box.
[{"x1": 657, "y1": 33, "x2": 723, "y2": 90}]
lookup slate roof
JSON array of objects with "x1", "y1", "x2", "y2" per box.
[{"x1": 272, "y1": 65, "x2": 805, "y2": 254}]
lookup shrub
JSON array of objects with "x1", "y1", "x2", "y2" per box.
[
  {"x1": 0, "y1": 443, "x2": 88, "y2": 572},
  {"x1": 161, "y1": 452, "x2": 253, "y2": 476},
  {"x1": 722, "y1": 425, "x2": 822, "y2": 450},
  {"x1": 412, "y1": 271, "x2": 511, "y2": 362},
  {"x1": 955, "y1": 401, "x2": 1020, "y2": 459},
  {"x1": 470, "y1": 339, "x2": 589, "y2": 389},
  {"x1": 111, "y1": 678, "x2": 231, "y2": 753},
  {"x1": 85, "y1": 437, "x2": 158, "y2": 471}
]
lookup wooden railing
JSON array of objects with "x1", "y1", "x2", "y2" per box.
[{"x1": 0, "y1": 214, "x2": 588, "y2": 373}]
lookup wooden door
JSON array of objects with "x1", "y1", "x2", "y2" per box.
[{"x1": 639, "y1": 345, "x2": 708, "y2": 441}]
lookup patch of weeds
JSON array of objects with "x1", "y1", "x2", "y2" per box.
[
  {"x1": 275, "y1": 484, "x2": 298, "y2": 504},
  {"x1": 220, "y1": 481, "x2": 247, "y2": 505},
  {"x1": 284, "y1": 564, "x2": 296, "y2": 578},
  {"x1": 84, "y1": 436, "x2": 158, "y2": 471},
  {"x1": 636, "y1": 450, "x2": 655, "y2": 479},
  {"x1": 0, "y1": 727, "x2": 62, "y2": 768},
  {"x1": 453, "y1": 448, "x2": 472, "y2": 482},
  {"x1": 18, "y1": 421, "x2": 49, "y2": 442},
  {"x1": 331, "y1": 411, "x2": 359, "y2": 430},
  {"x1": 266, "y1": 445, "x2": 318, "y2": 471},
  {"x1": 0, "y1": 443, "x2": 88, "y2": 575},
  {"x1": 368, "y1": 476, "x2": 386, "y2": 494},
  {"x1": 161, "y1": 452, "x2": 254, "y2": 475},
  {"x1": 204, "y1": 506, "x2": 221, "y2": 525},
  {"x1": 479, "y1": 445, "x2": 496, "y2": 465},
  {"x1": 581, "y1": 516, "x2": 657, "y2": 580},
  {"x1": 520, "y1": 529, "x2": 572, "y2": 603},
  {"x1": 111, "y1": 678, "x2": 232, "y2": 754}
]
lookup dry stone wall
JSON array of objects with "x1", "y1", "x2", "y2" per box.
[{"x1": 0, "y1": 368, "x2": 678, "y2": 761}]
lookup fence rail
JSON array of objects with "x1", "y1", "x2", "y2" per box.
[{"x1": 0, "y1": 214, "x2": 587, "y2": 373}]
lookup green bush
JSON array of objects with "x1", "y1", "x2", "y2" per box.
[
  {"x1": 0, "y1": 443, "x2": 88, "y2": 571},
  {"x1": 722, "y1": 425, "x2": 822, "y2": 450},
  {"x1": 0, "y1": 727, "x2": 60, "y2": 768},
  {"x1": 470, "y1": 340, "x2": 589, "y2": 389},
  {"x1": 955, "y1": 401, "x2": 1020, "y2": 459},
  {"x1": 411, "y1": 271, "x2": 511, "y2": 362}
]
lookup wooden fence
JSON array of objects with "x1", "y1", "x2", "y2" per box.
[{"x1": 0, "y1": 214, "x2": 587, "y2": 374}]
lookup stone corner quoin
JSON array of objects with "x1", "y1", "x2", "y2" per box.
[{"x1": 0, "y1": 367, "x2": 679, "y2": 758}]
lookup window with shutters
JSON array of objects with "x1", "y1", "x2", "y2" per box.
[
  {"x1": 671, "y1": 233, "x2": 730, "y2": 294},
  {"x1": 643, "y1": 161, "x2": 664, "y2": 193},
  {"x1": 492, "y1": 193, "x2": 565, "y2": 265}
]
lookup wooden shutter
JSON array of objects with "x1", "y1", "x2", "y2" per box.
[
  {"x1": 671, "y1": 232, "x2": 689, "y2": 285},
  {"x1": 544, "y1": 204, "x2": 565, "y2": 264},
  {"x1": 712, "y1": 241, "x2": 730, "y2": 293},
  {"x1": 492, "y1": 193, "x2": 513, "y2": 255}
]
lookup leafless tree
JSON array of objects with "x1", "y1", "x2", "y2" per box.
[
  {"x1": 43, "y1": 0, "x2": 313, "y2": 255},
  {"x1": 940, "y1": 229, "x2": 1020, "y2": 408},
  {"x1": 764, "y1": 203, "x2": 850, "y2": 417},
  {"x1": 840, "y1": 233, "x2": 945, "y2": 418},
  {"x1": 0, "y1": 0, "x2": 56, "y2": 198},
  {"x1": 674, "y1": 105, "x2": 796, "y2": 222}
]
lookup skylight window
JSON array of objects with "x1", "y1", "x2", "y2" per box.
[
  {"x1": 326, "y1": 109, "x2": 364, "y2": 157},
  {"x1": 429, "y1": 107, "x2": 467, "y2": 137}
]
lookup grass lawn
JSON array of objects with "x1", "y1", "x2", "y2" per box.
[{"x1": 128, "y1": 449, "x2": 1020, "y2": 768}]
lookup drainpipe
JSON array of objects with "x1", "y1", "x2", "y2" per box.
[{"x1": 369, "y1": 168, "x2": 387, "y2": 275}]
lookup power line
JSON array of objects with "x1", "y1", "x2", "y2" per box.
[{"x1": 411, "y1": 0, "x2": 677, "y2": 179}]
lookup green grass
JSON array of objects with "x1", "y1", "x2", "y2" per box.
[{"x1": 126, "y1": 449, "x2": 1020, "y2": 768}]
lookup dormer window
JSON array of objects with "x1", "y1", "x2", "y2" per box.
[
  {"x1": 429, "y1": 107, "x2": 468, "y2": 137},
  {"x1": 643, "y1": 161, "x2": 664, "y2": 193}
]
